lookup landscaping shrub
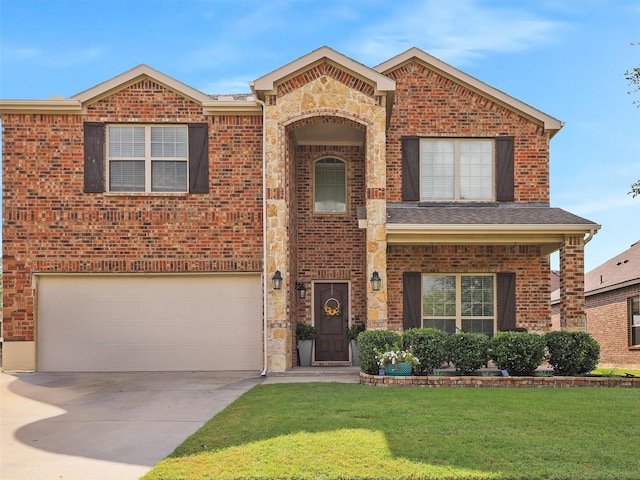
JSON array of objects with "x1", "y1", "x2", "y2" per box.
[
  {"x1": 490, "y1": 331, "x2": 546, "y2": 376},
  {"x1": 402, "y1": 328, "x2": 448, "y2": 374},
  {"x1": 357, "y1": 329, "x2": 401, "y2": 375},
  {"x1": 446, "y1": 331, "x2": 490, "y2": 375},
  {"x1": 545, "y1": 330, "x2": 600, "y2": 376}
]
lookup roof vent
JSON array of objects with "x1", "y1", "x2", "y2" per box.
[{"x1": 616, "y1": 259, "x2": 630, "y2": 266}]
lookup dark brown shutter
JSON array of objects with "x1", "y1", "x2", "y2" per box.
[
  {"x1": 403, "y1": 272, "x2": 422, "y2": 329},
  {"x1": 497, "y1": 272, "x2": 516, "y2": 331},
  {"x1": 496, "y1": 136, "x2": 514, "y2": 202},
  {"x1": 189, "y1": 123, "x2": 209, "y2": 194},
  {"x1": 83, "y1": 122, "x2": 105, "y2": 193},
  {"x1": 401, "y1": 136, "x2": 420, "y2": 201}
]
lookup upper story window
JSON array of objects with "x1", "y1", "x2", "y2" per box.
[
  {"x1": 630, "y1": 296, "x2": 640, "y2": 347},
  {"x1": 420, "y1": 139, "x2": 493, "y2": 201},
  {"x1": 314, "y1": 157, "x2": 346, "y2": 213},
  {"x1": 107, "y1": 125, "x2": 188, "y2": 193},
  {"x1": 422, "y1": 274, "x2": 496, "y2": 336},
  {"x1": 401, "y1": 136, "x2": 513, "y2": 203}
]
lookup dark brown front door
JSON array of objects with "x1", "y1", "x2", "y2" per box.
[{"x1": 314, "y1": 282, "x2": 349, "y2": 362}]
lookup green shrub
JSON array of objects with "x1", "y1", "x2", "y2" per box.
[
  {"x1": 357, "y1": 330, "x2": 402, "y2": 374},
  {"x1": 545, "y1": 330, "x2": 600, "y2": 376},
  {"x1": 402, "y1": 328, "x2": 448, "y2": 374},
  {"x1": 446, "y1": 332, "x2": 490, "y2": 375},
  {"x1": 490, "y1": 331, "x2": 546, "y2": 376},
  {"x1": 295, "y1": 322, "x2": 316, "y2": 342},
  {"x1": 347, "y1": 323, "x2": 366, "y2": 342}
]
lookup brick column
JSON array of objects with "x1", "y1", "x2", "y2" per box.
[{"x1": 559, "y1": 235, "x2": 586, "y2": 331}]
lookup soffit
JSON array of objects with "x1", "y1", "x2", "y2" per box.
[
  {"x1": 375, "y1": 47, "x2": 564, "y2": 138},
  {"x1": 292, "y1": 123, "x2": 365, "y2": 146}
]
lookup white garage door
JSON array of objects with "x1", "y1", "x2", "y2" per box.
[{"x1": 37, "y1": 274, "x2": 263, "y2": 372}]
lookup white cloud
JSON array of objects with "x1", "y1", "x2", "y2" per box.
[
  {"x1": 3, "y1": 43, "x2": 105, "y2": 68},
  {"x1": 347, "y1": 0, "x2": 565, "y2": 66}
]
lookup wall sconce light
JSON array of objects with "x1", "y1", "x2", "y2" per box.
[
  {"x1": 272, "y1": 270, "x2": 283, "y2": 290},
  {"x1": 370, "y1": 271, "x2": 382, "y2": 291},
  {"x1": 295, "y1": 282, "x2": 307, "y2": 299}
]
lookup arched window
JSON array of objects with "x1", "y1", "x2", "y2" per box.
[{"x1": 314, "y1": 158, "x2": 346, "y2": 213}]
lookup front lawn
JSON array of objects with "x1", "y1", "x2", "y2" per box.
[{"x1": 143, "y1": 384, "x2": 639, "y2": 480}]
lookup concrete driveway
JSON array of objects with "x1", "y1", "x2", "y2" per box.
[{"x1": 1, "y1": 370, "x2": 263, "y2": 480}]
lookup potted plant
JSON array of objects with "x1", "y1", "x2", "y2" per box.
[
  {"x1": 347, "y1": 323, "x2": 366, "y2": 366},
  {"x1": 376, "y1": 348, "x2": 420, "y2": 376},
  {"x1": 296, "y1": 322, "x2": 317, "y2": 367}
]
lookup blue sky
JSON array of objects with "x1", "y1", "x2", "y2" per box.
[{"x1": 1, "y1": 0, "x2": 639, "y2": 272}]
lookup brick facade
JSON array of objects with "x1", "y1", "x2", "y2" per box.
[
  {"x1": 2, "y1": 82, "x2": 264, "y2": 343},
  {"x1": 1, "y1": 48, "x2": 597, "y2": 372}
]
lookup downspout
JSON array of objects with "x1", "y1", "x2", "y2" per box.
[
  {"x1": 583, "y1": 228, "x2": 597, "y2": 245},
  {"x1": 251, "y1": 86, "x2": 269, "y2": 377}
]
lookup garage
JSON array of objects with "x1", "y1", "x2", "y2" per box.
[{"x1": 36, "y1": 274, "x2": 263, "y2": 372}]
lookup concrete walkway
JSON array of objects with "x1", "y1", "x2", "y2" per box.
[{"x1": 1, "y1": 367, "x2": 360, "y2": 480}]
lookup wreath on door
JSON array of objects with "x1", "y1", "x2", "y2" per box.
[{"x1": 323, "y1": 297, "x2": 342, "y2": 316}]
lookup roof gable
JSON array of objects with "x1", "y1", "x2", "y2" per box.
[
  {"x1": 251, "y1": 46, "x2": 395, "y2": 98},
  {"x1": 72, "y1": 64, "x2": 213, "y2": 106},
  {"x1": 375, "y1": 47, "x2": 563, "y2": 137}
]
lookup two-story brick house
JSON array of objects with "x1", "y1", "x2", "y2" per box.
[{"x1": 0, "y1": 47, "x2": 599, "y2": 372}]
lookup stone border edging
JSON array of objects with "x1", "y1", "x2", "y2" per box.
[{"x1": 360, "y1": 372, "x2": 640, "y2": 388}]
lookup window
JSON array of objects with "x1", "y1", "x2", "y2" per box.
[
  {"x1": 107, "y1": 125, "x2": 188, "y2": 193},
  {"x1": 314, "y1": 158, "x2": 346, "y2": 213},
  {"x1": 420, "y1": 139, "x2": 494, "y2": 201},
  {"x1": 630, "y1": 296, "x2": 640, "y2": 346},
  {"x1": 422, "y1": 274, "x2": 495, "y2": 335}
]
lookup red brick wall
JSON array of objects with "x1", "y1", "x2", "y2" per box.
[
  {"x1": 387, "y1": 244, "x2": 551, "y2": 331},
  {"x1": 385, "y1": 61, "x2": 550, "y2": 203},
  {"x1": 2, "y1": 80, "x2": 264, "y2": 341},
  {"x1": 585, "y1": 285, "x2": 640, "y2": 368},
  {"x1": 293, "y1": 143, "x2": 367, "y2": 326}
]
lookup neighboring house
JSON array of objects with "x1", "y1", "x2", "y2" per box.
[
  {"x1": 552, "y1": 241, "x2": 640, "y2": 369},
  {"x1": 0, "y1": 46, "x2": 600, "y2": 372}
]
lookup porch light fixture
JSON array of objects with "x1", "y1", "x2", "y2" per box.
[
  {"x1": 370, "y1": 271, "x2": 382, "y2": 291},
  {"x1": 272, "y1": 270, "x2": 283, "y2": 290},
  {"x1": 295, "y1": 282, "x2": 307, "y2": 299}
]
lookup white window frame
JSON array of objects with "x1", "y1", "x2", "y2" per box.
[
  {"x1": 421, "y1": 273, "x2": 497, "y2": 335},
  {"x1": 106, "y1": 124, "x2": 188, "y2": 193},
  {"x1": 313, "y1": 157, "x2": 347, "y2": 213},
  {"x1": 420, "y1": 138, "x2": 495, "y2": 201}
]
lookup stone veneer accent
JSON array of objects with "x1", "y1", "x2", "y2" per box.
[
  {"x1": 361, "y1": 372, "x2": 640, "y2": 388},
  {"x1": 263, "y1": 71, "x2": 388, "y2": 371}
]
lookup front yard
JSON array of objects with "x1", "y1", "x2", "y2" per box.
[{"x1": 143, "y1": 383, "x2": 639, "y2": 480}]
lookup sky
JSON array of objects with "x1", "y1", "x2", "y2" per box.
[{"x1": 0, "y1": 0, "x2": 639, "y2": 272}]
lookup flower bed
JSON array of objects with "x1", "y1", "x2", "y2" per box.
[{"x1": 360, "y1": 372, "x2": 640, "y2": 388}]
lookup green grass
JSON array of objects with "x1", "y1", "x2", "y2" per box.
[
  {"x1": 143, "y1": 384, "x2": 639, "y2": 480},
  {"x1": 591, "y1": 367, "x2": 640, "y2": 377}
]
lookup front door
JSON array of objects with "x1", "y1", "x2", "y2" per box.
[{"x1": 314, "y1": 282, "x2": 349, "y2": 362}]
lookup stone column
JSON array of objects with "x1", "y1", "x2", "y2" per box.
[{"x1": 559, "y1": 235, "x2": 586, "y2": 331}]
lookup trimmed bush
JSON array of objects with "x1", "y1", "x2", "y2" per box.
[
  {"x1": 490, "y1": 331, "x2": 546, "y2": 376},
  {"x1": 402, "y1": 328, "x2": 448, "y2": 374},
  {"x1": 357, "y1": 330, "x2": 401, "y2": 375},
  {"x1": 545, "y1": 331, "x2": 600, "y2": 376},
  {"x1": 446, "y1": 332, "x2": 490, "y2": 375}
]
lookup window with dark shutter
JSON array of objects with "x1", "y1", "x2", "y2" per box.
[
  {"x1": 84, "y1": 122, "x2": 105, "y2": 193},
  {"x1": 403, "y1": 272, "x2": 422, "y2": 329},
  {"x1": 497, "y1": 272, "x2": 516, "y2": 331},
  {"x1": 496, "y1": 136, "x2": 514, "y2": 202},
  {"x1": 188, "y1": 123, "x2": 209, "y2": 194},
  {"x1": 401, "y1": 136, "x2": 420, "y2": 201}
]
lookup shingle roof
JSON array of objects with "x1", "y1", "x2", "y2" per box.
[
  {"x1": 584, "y1": 240, "x2": 640, "y2": 295},
  {"x1": 551, "y1": 240, "x2": 640, "y2": 302},
  {"x1": 387, "y1": 204, "x2": 597, "y2": 226}
]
